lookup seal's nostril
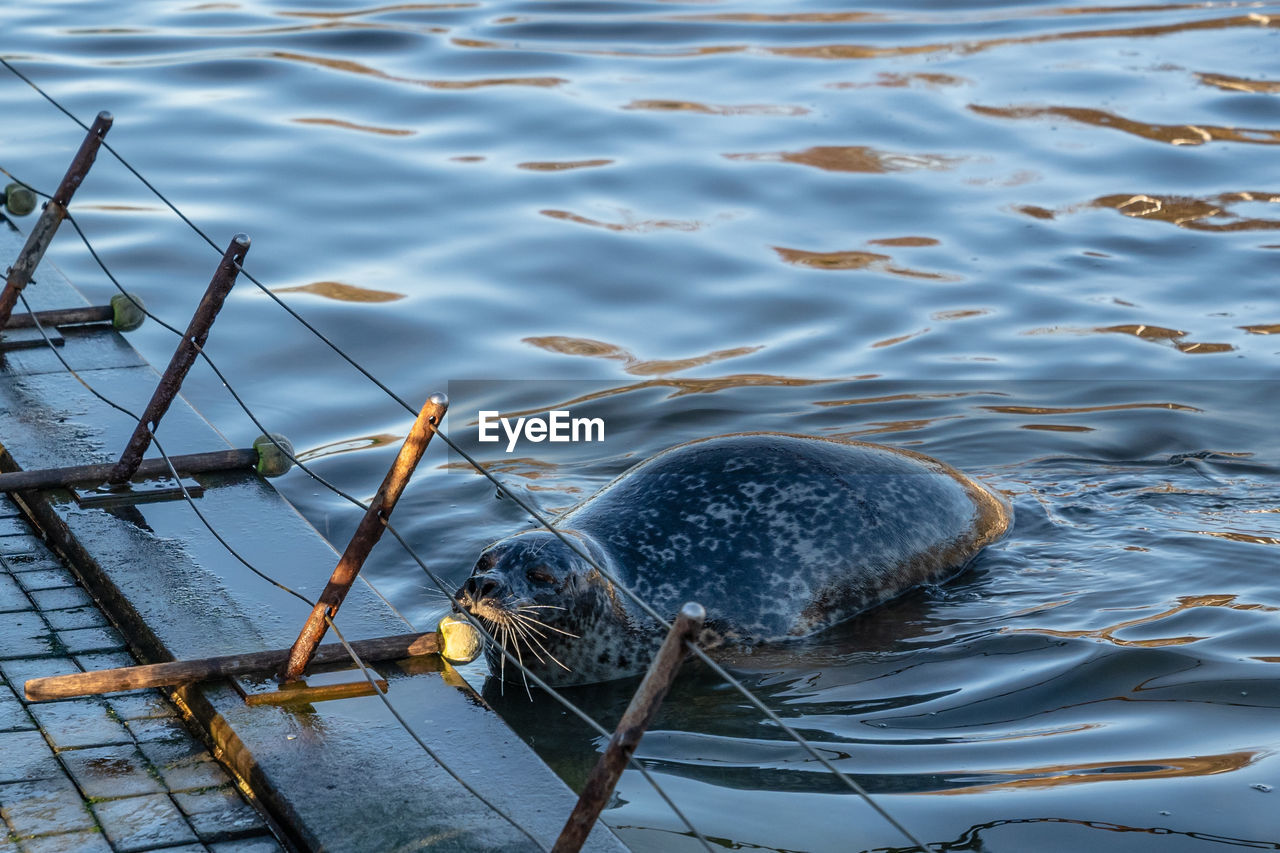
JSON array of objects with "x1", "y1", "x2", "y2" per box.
[{"x1": 478, "y1": 577, "x2": 499, "y2": 599}]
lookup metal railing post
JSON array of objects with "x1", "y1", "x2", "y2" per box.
[
  {"x1": 0, "y1": 111, "x2": 113, "y2": 327},
  {"x1": 552, "y1": 602, "x2": 705, "y2": 853},
  {"x1": 281, "y1": 393, "x2": 449, "y2": 682},
  {"x1": 108, "y1": 233, "x2": 249, "y2": 483}
]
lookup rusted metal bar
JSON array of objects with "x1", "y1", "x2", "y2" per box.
[
  {"x1": 108, "y1": 233, "x2": 250, "y2": 484},
  {"x1": 281, "y1": 393, "x2": 449, "y2": 682},
  {"x1": 5, "y1": 304, "x2": 113, "y2": 328},
  {"x1": 0, "y1": 111, "x2": 113, "y2": 328},
  {"x1": 24, "y1": 630, "x2": 441, "y2": 701},
  {"x1": 243, "y1": 679, "x2": 390, "y2": 707},
  {"x1": 552, "y1": 602, "x2": 705, "y2": 853},
  {"x1": 0, "y1": 447, "x2": 258, "y2": 492}
]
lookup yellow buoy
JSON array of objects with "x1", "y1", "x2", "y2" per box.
[{"x1": 437, "y1": 614, "x2": 482, "y2": 664}]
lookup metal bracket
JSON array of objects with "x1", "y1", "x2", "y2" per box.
[
  {"x1": 233, "y1": 668, "x2": 390, "y2": 708},
  {"x1": 71, "y1": 476, "x2": 204, "y2": 508},
  {"x1": 0, "y1": 324, "x2": 65, "y2": 351}
]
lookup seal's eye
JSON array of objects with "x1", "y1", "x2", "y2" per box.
[{"x1": 526, "y1": 568, "x2": 556, "y2": 585}]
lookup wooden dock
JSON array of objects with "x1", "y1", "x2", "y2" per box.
[{"x1": 0, "y1": 215, "x2": 627, "y2": 852}]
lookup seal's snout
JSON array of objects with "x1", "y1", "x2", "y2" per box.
[
  {"x1": 462, "y1": 575, "x2": 500, "y2": 601},
  {"x1": 456, "y1": 573, "x2": 512, "y2": 624}
]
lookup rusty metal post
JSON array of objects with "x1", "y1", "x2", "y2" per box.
[
  {"x1": 0, "y1": 111, "x2": 113, "y2": 328},
  {"x1": 107, "y1": 233, "x2": 249, "y2": 484},
  {"x1": 552, "y1": 602, "x2": 705, "y2": 853},
  {"x1": 0, "y1": 448, "x2": 259, "y2": 492},
  {"x1": 281, "y1": 393, "x2": 449, "y2": 681}
]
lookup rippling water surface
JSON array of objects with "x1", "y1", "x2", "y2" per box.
[{"x1": 4, "y1": 2, "x2": 1280, "y2": 850}]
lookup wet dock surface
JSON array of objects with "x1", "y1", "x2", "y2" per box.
[{"x1": 0, "y1": 495, "x2": 278, "y2": 852}]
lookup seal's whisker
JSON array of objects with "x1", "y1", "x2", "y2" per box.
[
  {"x1": 505, "y1": 618, "x2": 546, "y2": 660},
  {"x1": 505, "y1": 620, "x2": 535, "y2": 700},
  {"x1": 511, "y1": 608, "x2": 581, "y2": 639},
  {"x1": 508, "y1": 618, "x2": 573, "y2": 672},
  {"x1": 507, "y1": 619, "x2": 569, "y2": 671},
  {"x1": 509, "y1": 604, "x2": 581, "y2": 630},
  {"x1": 496, "y1": 621, "x2": 510, "y2": 685}
]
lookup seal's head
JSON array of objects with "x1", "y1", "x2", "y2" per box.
[{"x1": 455, "y1": 529, "x2": 659, "y2": 686}]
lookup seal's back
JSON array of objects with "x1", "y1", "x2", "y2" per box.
[{"x1": 559, "y1": 433, "x2": 1010, "y2": 641}]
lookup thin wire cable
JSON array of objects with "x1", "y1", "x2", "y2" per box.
[
  {"x1": 0, "y1": 167, "x2": 51, "y2": 199},
  {"x1": 1, "y1": 61, "x2": 926, "y2": 849},
  {"x1": 323, "y1": 614, "x2": 549, "y2": 852},
  {"x1": 12, "y1": 290, "x2": 551, "y2": 851},
  {"x1": 51, "y1": 208, "x2": 710, "y2": 849}
]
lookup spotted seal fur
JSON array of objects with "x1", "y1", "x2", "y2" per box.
[{"x1": 456, "y1": 432, "x2": 1010, "y2": 686}]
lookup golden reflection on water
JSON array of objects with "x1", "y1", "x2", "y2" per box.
[
  {"x1": 727, "y1": 145, "x2": 960, "y2": 173},
  {"x1": 1196, "y1": 71, "x2": 1280, "y2": 93},
  {"x1": 773, "y1": 246, "x2": 958, "y2": 280},
  {"x1": 981, "y1": 402, "x2": 1203, "y2": 414},
  {"x1": 766, "y1": 14, "x2": 1277, "y2": 61},
  {"x1": 439, "y1": 456, "x2": 563, "y2": 482},
  {"x1": 272, "y1": 281, "x2": 405, "y2": 303},
  {"x1": 1191, "y1": 529, "x2": 1280, "y2": 546},
  {"x1": 871, "y1": 327, "x2": 931, "y2": 349},
  {"x1": 833, "y1": 415, "x2": 964, "y2": 437},
  {"x1": 539, "y1": 209, "x2": 707, "y2": 233},
  {"x1": 293, "y1": 117, "x2": 415, "y2": 136},
  {"x1": 1097, "y1": 324, "x2": 1186, "y2": 340},
  {"x1": 1093, "y1": 191, "x2": 1280, "y2": 231},
  {"x1": 279, "y1": 3, "x2": 478, "y2": 17},
  {"x1": 1008, "y1": 594, "x2": 1278, "y2": 648},
  {"x1": 680, "y1": 11, "x2": 890, "y2": 24},
  {"x1": 624, "y1": 99, "x2": 808, "y2": 117},
  {"x1": 516, "y1": 160, "x2": 612, "y2": 172},
  {"x1": 971, "y1": 104, "x2": 1280, "y2": 145},
  {"x1": 420, "y1": 10, "x2": 1278, "y2": 63},
  {"x1": 1023, "y1": 323, "x2": 1236, "y2": 354},
  {"x1": 478, "y1": 375, "x2": 853, "y2": 422},
  {"x1": 297, "y1": 433, "x2": 399, "y2": 463},
  {"x1": 938, "y1": 751, "x2": 1259, "y2": 795},
  {"x1": 932, "y1": 308, "x2": 990, "y2": 321},
  {"x1": 827, "y1": 72, "x2": 969, "y2": 89},
  {"x1": 815, "y1": 391, "x2": 989, "y2": 407},
  {"x1": 522, "y1": 335, "x2": 763, "y2": 376},
  {"x1": 262, "y1": 50, "x2": 564, "y2": 89},
  {"x1": 1240, "y1": 323, "x2": 1280, "y2": 334}
]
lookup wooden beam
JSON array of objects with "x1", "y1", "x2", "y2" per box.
[{"x1": 24, "y1": 630, "x2": 440, "y2": 701}]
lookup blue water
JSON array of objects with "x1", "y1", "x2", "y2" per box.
[{"x1": 4, "y1": 2, "x2": 1280, "y2": 849}]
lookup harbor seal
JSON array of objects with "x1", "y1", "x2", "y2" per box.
[{"x1": 455, "y1": 432, "x2": 1010, "y2": 686}]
